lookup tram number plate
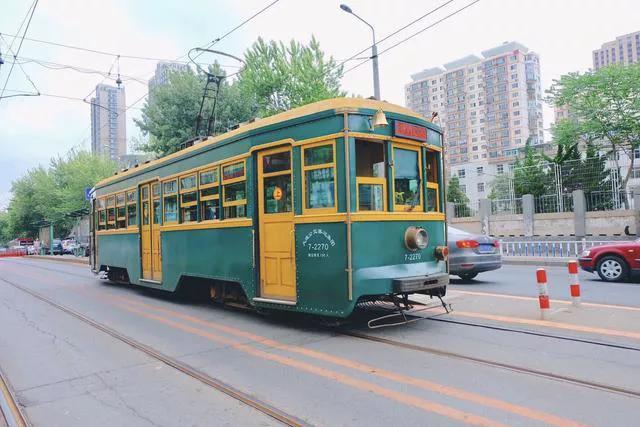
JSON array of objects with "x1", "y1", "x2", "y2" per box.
[{"x1": 404, "y1": 253, "x2": 422, "y2": 262}]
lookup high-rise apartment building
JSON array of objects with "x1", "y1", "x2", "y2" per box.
[
  {"x1": 593, "y1": 31, "x2": 640, "y2": 70},
  {"x1": 91, "y1": 84, "x2": 126, "y2": 160},
  {"x1": 405, "y1": 41, "x2": 544, "y2": 202},
  {"x1": 148, "y1": 61, "x2": 189, "y2": 94}
]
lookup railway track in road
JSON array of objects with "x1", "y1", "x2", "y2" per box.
[
  {"x1": 6, "y1": 259, "x2": 640, "y2": 403},
  {"x1": 425, "y1": 316, "x2": 640, "y2": 351},
  {"x1": 0, "y1": 365, "x2": 28, "y2": 427},
  {"x1": 340, "y1": 328, "x2": 640, "y2": 400},
  {"x1": 0, "y1": 277, "x2": 306, "y2": 427}
]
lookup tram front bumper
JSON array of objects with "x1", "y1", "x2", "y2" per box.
[{"x1": 392, "y1": 272, "x2": 449, "y2": 293}]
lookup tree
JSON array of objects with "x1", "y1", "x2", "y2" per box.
[
  {"x1": 547, "y1": 64, "x2": 640, "y2": 194},
  {"x1": 135, "y1": 65, "x2": 255, "y2": 156},
  {"x1": 512, "y1": 144, "x2": 549, "y2": 197},
  {"x1": 488, "y1": 174, "x2": 512, "y2": 200},
  {"x1": 237, "y1": 36, "x2": 345, "y2": 117},
  {"x1": 6, "y1": 150, "x2": 116, "y2": 238},
  {"x1": 0, "y1": 211, "x2": 10, "y2": 246},
  {"x1": 446, "y1": 176, "x2": 469, "y2": 204}
]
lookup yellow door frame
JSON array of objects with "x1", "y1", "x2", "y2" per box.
[
  {"x1": 140, "y1": 182, "x2": 153, "y2": 280},
  {"x1": 257, "y1": 144, "x2": 297, "y2": 302}
]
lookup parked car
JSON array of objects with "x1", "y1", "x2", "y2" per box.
[
  {"x1": 45, "y1": 239, "x2": 64, "y2": 255},
  {"x1": 578, "y1": 240, "x2": 640, "y2": 282},
  {"x1": 448, "y1": 226, "x2": 502, "y2": 280}
]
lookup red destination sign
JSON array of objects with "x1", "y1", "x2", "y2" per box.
[{"x1": 394, "y1": 121, "x2": 427, "y2": 142}]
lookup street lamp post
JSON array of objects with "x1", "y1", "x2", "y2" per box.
[{"x1": 340, "y1": 4, "x2": 381, "y2": 100}]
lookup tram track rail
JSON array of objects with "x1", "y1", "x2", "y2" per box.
[
  {"x1": 425, "y1": 316, "x2": 640, "y2": 352},
  {"x1": 0, "y1": 276, "x2": 306, "y2": 427},
  {"x1": 6, "y1": 258, "x2": 640, "y2": 400},
  {"x1": 0, "y1": 365, "x2": 29, "y2": 427},
  {"x1": 340, "y1": 328, "x2": 640, "y2": 400}
]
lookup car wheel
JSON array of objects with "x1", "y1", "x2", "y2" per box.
[
  {"x1": 596, "y1": 255, "x2": 628, "y2": 282},
  {"x1": 458, "y1": 272, "x2": 478, "y2": 281}
]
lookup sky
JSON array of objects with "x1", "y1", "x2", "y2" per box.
[{"x1": 0, "y1": 0, "x2": 639, "y2": 209}]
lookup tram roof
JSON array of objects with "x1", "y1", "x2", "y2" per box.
[{"x1": 96, "y1": 97, "x2": 439, "y2": 188}]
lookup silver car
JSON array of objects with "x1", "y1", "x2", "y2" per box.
[{"x1": 448, "y1": 226, "x2": 502, "y2": 280}]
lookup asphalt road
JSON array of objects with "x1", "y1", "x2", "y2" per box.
[
  {"x1": 450, "y1": 263, "x2": 640, "y2": 307},
  {"x1": 0, "y1": 258, "x2": 639, "y2": 426}
]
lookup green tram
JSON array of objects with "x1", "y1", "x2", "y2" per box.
[{"x1": 90, "y1": 98, "x2": 449, "y2": 319}]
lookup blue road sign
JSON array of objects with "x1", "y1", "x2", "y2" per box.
[{"x1": 85, "y1": 187, "x2": 92, "y2": 201}]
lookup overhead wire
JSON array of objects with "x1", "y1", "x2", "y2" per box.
[
  {"x1": 0, "y1": 0, "x2": 39, "y2": 102},
  {"x1": 326, "y1": 0, "x2": 457, "y2": 78},
  {"x1": 0, "y1": 34, "x2": 39, "y2": 97},
  {"x1": 342, "y1": 0, "x2": 481, "y2": 76},
  {"x1": 83, "y1": 0, "x2": 283, "y2": 152}
]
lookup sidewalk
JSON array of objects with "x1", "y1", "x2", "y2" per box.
[
  {"x1": 502, "y1": 256, "x2": 574, "y2": 266},
  {"x1": 28, "y1": 255, "x2": 89, "y2": 265}
]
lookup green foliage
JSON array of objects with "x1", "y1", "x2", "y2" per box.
[
  {"x1": 134, "y1": 65, "x2": 255, "y2": 156},
  {"x1": 237, "y1": 36, "x2": 345, "y2": 117},
  {"x1": 6, "y1": 150, "x2": 116, "y2": 238},
  {"x1": 447, "y1": 176, "x2": 469, "y2": 205},
  {"x1": 488, "y1": 174, "x2": 512, "y2": 200},
  {"x1": 135, "y1": 37, "x2": 344, "y2": 157},
  {"x1": 512, "y1": 145, "x2": 549, "y2": 197},
  {"x1": 547, "y1": 64, "x2": 640, "y2": 188},
  {"x1": 0, "y1": 211, "x2": 10, "y2": 245}
]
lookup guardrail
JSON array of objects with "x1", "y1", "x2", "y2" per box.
[
  {"x1": 499, "y1": 240, "x2": 620, "y2": 258},
  {"x1": 0, "y1": 248, "x2": 28, "y2": 258}
]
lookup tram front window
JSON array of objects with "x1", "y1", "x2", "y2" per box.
[
  {"x1": 393, "y1": 146, "x2": 422, "y2": 211},
  {"x1": 355, "y1": 140, "x2": 386, "y2": 211}
]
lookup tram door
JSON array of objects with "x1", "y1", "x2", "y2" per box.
[
  {"x1": 257, "y1": 146, "x2": 296, "y2": 301},
  {"x1": 140, "y1": 182, "x2": 162, "y2": 282},
  {"x1": 140, "y1": 184, "x2": 153, "y2": 279}
]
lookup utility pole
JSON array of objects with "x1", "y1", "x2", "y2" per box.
[{"x1": 340, "y1": 4, "x2": 381, "y2": 100}]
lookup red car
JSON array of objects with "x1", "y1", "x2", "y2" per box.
[{"x1": 578, "y1": 240, "x2": 640, "y2": 282}]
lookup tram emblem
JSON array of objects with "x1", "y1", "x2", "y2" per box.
[{"x1": 301, "y1": 228, "x2": 336, "y2": 259}]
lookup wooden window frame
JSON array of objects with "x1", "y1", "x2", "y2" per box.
[
  {"x1": 356, "y1": 176, "x2": 387, "y2": 212},
  {"x1": 425, "y1": 149, "x2": 440, "y2": 213},
  {"x1": 354, "y1": 139, "x2": 388, "y2": 213},
  {"x1": 301, "y1": 140, "x2": 337, "y2": 215},
  {"x1": 179, "y1": 174, "x2": 198, "y2": 223},
  {"x1": 392, "y1": 142, "x2": 424, "y2": 212},
  {"x1": 97, "y1": 197, "x2": 106, "y2": 230},
  {"x1": 162, "y1": 179, "x2": 178, "y2": 225},
  {"x1": 106, "y1": 195, "x2": 116, "y2": 229},
  {"x1": 116, "y1": 192, "x2": 126, "y2": 229},
  {"x1": 126, "y1": 190, "x2": 138, "y2": 228},
  {"x1": 199, "y1": 167, "x2": 220, "y2": 222},
  {"x1": 222, "y1": 160, "x2": 247, "y2": 217}
]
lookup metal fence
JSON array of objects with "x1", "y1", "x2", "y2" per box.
[
  {"x1": 491, "y1": 198, "x2": 522, "y2": 215},
  {"x1": 453, "y1": 200, "x2": 479, "y2": 218},
  {"x1": 586, "y1": 190, "x2": 634, "y2": 211},
  {"x1": 500, "y1": 239, "x2": 620, "y2": 258}
]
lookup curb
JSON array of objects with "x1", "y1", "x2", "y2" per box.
[
  {"x1": 502, "y1": 257, "x2": 574, "y2": 267},
  {"x1": 28, "y1": 255, "x2": 89, "y2": 265}
]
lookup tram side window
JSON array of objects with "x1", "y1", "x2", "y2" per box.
[
  {"x1": 126, "y1": 190, "x2": 137, "y2": 227},
  {"x1": 163, "y1": 180, "x2": 178, "y2": 223},
  {"x1": 222, "y1": 162, "x2": 246, "y2": 219},
  {"x1": 152, "y1": 183, "x2": 162, "y2": 225},
  {"x1": 116, "y1": 193, "x2": 126, "y2": 229},
  {"x1": 97, "y1": 198, "x2": 106, "y2": 231},
  {"x1": 355, "y1": 140, "x2": 386, "y2": 211},
  {"x1": 393, "y1": 145, "x2": 423, "y2": 212},
  {"x1": 425, "y1": 150, "x2": 440, "y2": 212},
  {"x1": 303, "y1": 143, "x2": 335, "y2": 212},
  {"x1": 106, "y1": 196, "x2": 116, "y2": 229},
  {"x1": 199, "y1": 168, "x2": 219, "y2": 221},
  {"x1": 180, "y1": 174, "x2": 198, "y2": 222}
]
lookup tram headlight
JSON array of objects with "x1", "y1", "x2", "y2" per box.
[{"x1": 404, "y1": 226, "x2": 428, "y2": 251}]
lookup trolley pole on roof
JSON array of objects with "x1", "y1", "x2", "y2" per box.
[{"x1": 340, "y1": 3, "x2": 381, "y2": 100}]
